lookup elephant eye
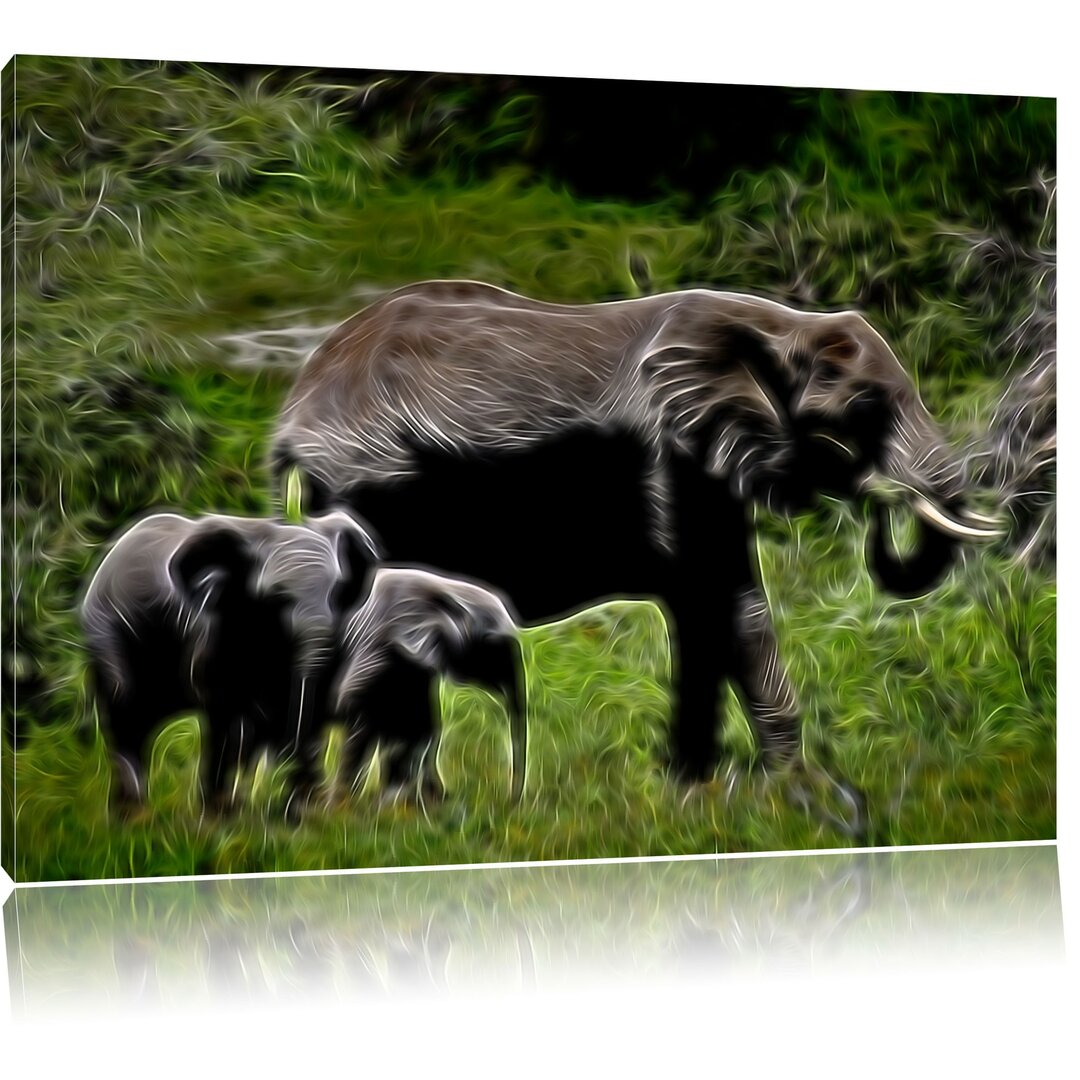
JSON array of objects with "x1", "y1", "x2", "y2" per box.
[{"x1": 818, "y1": 361, "x2": 845, "y2": 384}]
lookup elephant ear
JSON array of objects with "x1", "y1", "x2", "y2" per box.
[
  {"x1": 392, "y1": 590, "x2": 471, "y2": 671},
  {"x1": 643, "y1": 325, "x2": 796, "y2": 502},
  {"x1": 314, "y1": 509, "x2": 381, "y2": 612},
  {"x1": 787, "y1": 324, "x2": 872, "y2": 420},
  {"x1": 170, "y1": 525, "x2": 252, "y2": 605}
]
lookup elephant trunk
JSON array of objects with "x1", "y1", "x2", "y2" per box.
[
  {"x1": 289, "y1": 623, "x2": 336, "y2": 750},
  {"x1": 868, "y1": 503, "x2": 960, "y2": 598},
  {"x1": 297, "y1": 627, "x2": 335, "y2": 676},
  {"x1": 504, "y1": 638, "x2": 528, "y2": 803},
  {"x1": 866, "y1": 400, "x2": 1002, "y2": 597}
]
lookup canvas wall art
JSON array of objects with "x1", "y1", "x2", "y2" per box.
[{"x1": 0, "y1": 57, "x2": 1056, "y2": 881}]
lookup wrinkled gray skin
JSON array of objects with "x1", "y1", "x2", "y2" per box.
[
  {"x1": 82, "y1": 510, "x2": 379, "y2": 809},
  {"x1": 333, "y1": 566, "x2": 527, "y2": 802},
  {"x1": 272, "y1": 281, "x2": 1005, "y2": 838},
  {"x1": 274, "y1": 282, "x2": 1001, "y2": 741},
  {"x1": 274, "y1": 282, "x2": 1001, "y2": 576}
]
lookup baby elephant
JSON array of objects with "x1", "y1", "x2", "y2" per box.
[
  {"x1": 82, "y1": 509, "x2": 378, "y2": 810},
  {"x1": 333, "y1": 565, "x2": 527, "y2": 803}
]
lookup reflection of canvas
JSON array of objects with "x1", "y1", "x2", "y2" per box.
[
  {"x1": 5, "y1": 847, "x2": 1064, "y2": 1010},
  {"x1": 1, "y1": 58, "x2": 1056, "y2": 882}
]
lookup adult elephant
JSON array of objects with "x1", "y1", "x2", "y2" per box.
[{"x1": 272, "y1": 281, "x2": 999, "y2": 784}]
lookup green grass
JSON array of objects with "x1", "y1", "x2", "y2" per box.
[
  {"x1": 10, "y1": 516, "x2": 1055, "y2": 881},
  {"x1": 2, "y1": 58, "x2": 1056, "y2": 881}
]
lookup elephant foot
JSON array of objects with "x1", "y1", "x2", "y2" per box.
[
  {"x1": 777, "y1": 758, "x2": 868, "y2": 844},
  {"x1": 665, "y1": 745, "x2": 723, "y2": 786},
  {"x1": 376, "y1": 774, "x2": 445, "y2": 811},
  {"x1": 282, "y1": 783, "x2": 322, "y2": 824},
  {"x1": 320, "y1": 784, "x2": 357, "y2": 814},
  {"x1": 109, "y1": 757, "x2": 151, "y2": 822},
  {"x1": 417, "y1": 775, "x2": 446, "y2": 813},
  {"x1": 377, "y1": 783, "x2": 415, "y2": 810},
  {"x1": 202, "y1": 770, "x2": 246, "y2": 817},
  {"x1": 418, "y1": 761, "x2": 445, "y2": 794},
  {"x1": 110, "y1": 794, "x2": 148, "y2": 824},
  {"x1": 671, "y1": 765, "x2": 716, "y2": 787},
  {"x1": 206, "y1": 790, "x2": 242, "y2": 818},
  {"x1": 675, "y1": 758, "x2": 745, "y2": 809}
]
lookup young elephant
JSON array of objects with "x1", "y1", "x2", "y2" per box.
[
  {"x1": 333, "y1": 565, "x2": 527, "y2": 803},
  {"x1": 82, "y1": 510, "x2": 378, "y2": 810}
]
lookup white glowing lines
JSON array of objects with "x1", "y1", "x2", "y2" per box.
[
  {"x1": 276, "y1": 281, "x2": 994, "y2": 557},
  {"x1": 336, "y1": 566, "x2": 518, "y2": 709},
  {"x1": 910, "y1": 497, "x2": 1003, "y2": 541},
  {"x1": 81, "y1": 509, "x2": 379, "y2": 802},
  {"x1": 332, "y1": 565, "x2": 525, "y2": 799}
]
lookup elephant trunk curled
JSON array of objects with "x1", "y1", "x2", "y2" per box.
[{"x1": 866, "y1": 400, "x2": 1000, "y2": 597}]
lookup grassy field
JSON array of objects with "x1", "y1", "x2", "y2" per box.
[{"x1": 2, "y1": 59, "x2": 1056, "y2": 880}]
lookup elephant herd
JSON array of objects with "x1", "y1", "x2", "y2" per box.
[
  {"x1": 82, "y1": 509, "x2": 525, "y2": 813},
  {"x1": 83, "y1": 279, "x2": 1001, "y2": 821}
]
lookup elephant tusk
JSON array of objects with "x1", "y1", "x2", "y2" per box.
[
  {"x1": 912, "y1": 497, "x2": 1005, "y2": 540},
  {"x1": 293, "y1": 674, "x2": 312, "y2": 748},
  {"x1": 960, "y1": 509, "x2": 1003, "y2": 526},
  {"x1": 863, "y1": 472, "x2": 1006, "y2": 539}
]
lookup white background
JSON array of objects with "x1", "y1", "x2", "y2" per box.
[{"x1": 2, "y1": 3, "x2": 1076, "y2": 1076}]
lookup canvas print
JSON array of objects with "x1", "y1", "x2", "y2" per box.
[{"x1": 0, "y1": 58, "x2": 1056, "y2": 881}]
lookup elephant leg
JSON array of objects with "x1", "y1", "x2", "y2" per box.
[
  {"x1": 342, "y1": 724, "x2": 378, "y2": 794},
  {"x1": 663, "y1": 455, "x2": 750, "y2": 782},
  {"x1": 281, "y1": 673, "x2": 325, "y2": 807},
  {"x1": 369, "y1": 662, "x2": 440, "y2": 802},
  {"x1": 289, "y1": 740, "x2": 321, "y2": 798},
  {"x1": 203, "y1": 709, "x2": 246, "y2": 812},
  {"x1": 108, "y1": 735, "x2": 148, "y2": 811},
  {"x1": 279, "y1": 733, "x2": 331, "y2": 820},
  {"x1": 665, "y1": 594, "x2": 738, "y2": 782},
  {"x1": 732, "y1": 586, "x2": 867, "y2": 838},
  {"x1": 731, "y1": 585, "x2": 802, "y2": 768},
  {"x1": 103, "y1": 696, "x2": 151, "y2": 812},
  {"x1": 382, "y1": 737, "x2": 443, "y2": 802},
  {"x1": 416, "y1": 735, "x2": 446, "y2": 804}
]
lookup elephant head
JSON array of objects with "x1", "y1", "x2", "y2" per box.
[
  {"x1": 333, "y1": 566, "x2": 527, "y2": 801},
  {"x1": 655, "y1": 303, "x2": 1002, "y2": 597},
  {"x1": 170, "y1": 510, "x2": 380, "y2": 734}
]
